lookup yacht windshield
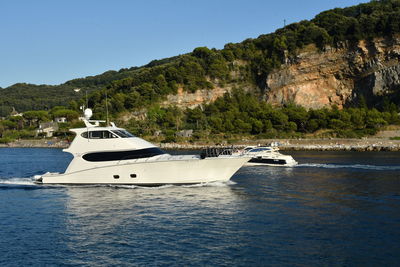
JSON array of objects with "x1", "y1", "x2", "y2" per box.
[{"x1": 111, "y1": 130, "x2": 136, "y2": 138}]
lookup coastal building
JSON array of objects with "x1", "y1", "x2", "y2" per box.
[
  {"x1": 176, "y1": 129, "x2": 193, "y2": 138},
  {"x1": 10, "y1": 107, "x2": 23, "y2": 117},
  {"x1": 37, "y1": 122, "x2": 59, "y2": 137}
]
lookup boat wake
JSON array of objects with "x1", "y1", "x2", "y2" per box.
[
  {"x1": 0, "y1": 178, "x2": 36, "y2": 186},
  {"x1": 108, "y1": 180, "x2": 236, "y2": 190},
  {"x1": 0, "y1": 177, "x2": 236, "y2": 190},
  {"x1": 297, "y1": 163, "x2": 400, "y2": 171},
  {"x1": 0, "y1": 177, "x2": 45, "y2": 190},
  {"x1": 183, "y1": 180, "x2": 237, "y2": 188},
  {"x1": 0, "y1": 177, "x2": 236, "y2": 189}
]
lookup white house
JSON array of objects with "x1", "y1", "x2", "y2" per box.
[
  {"x1": 37, "y1": 122, "x2": 59, "y2": 137},
  {"x1": 176, "y1": 129, "x2": 193, "y2": 138}
]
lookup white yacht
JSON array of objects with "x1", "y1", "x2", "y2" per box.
[
  {"x1": 34, "y1": 109, "x2": 250, "y2": 185},
  {"x1": 241, "y1": 146, "x2": 297, "y2": 167}
]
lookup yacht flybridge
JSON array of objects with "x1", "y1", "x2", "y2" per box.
[{"x1": 34, "y1": 109, "x2": 250, "y2": 185}]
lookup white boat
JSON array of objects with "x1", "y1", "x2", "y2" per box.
[
  {"x1": 241, "y1": 146, "x2": 297, "y2": 167},
  {"x1": 34, "y1": 109, "x2": 250, "y2": 185}
]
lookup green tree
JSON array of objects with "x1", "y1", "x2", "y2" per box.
[
  {"x1": 52, "y1": 109, "x2": 79, "y2": 121},
  {"x1": 306, "y1": 119, "x2": 320, "y2": 132},
  {"x1": 23, "y1": 110, "x2": 50, "y2": 127},
  {"x1": 250, "y1": 118, "x2": 263, "y2": 134}
]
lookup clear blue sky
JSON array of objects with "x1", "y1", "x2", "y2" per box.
[{"x1": 0, "y1": 0, "x2": 368, "y2": 88}]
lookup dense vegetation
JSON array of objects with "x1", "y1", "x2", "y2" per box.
[
  {"x1": 122, "y1": 90, "x2": 399, "y2": 142},
  {"x1": 0, "y1": 107, "x2": 81, "y2": 143},
  {"x1": 1, "y1": 90, "x2": 398, "y2": 143},
  {"x1": 1, "y1": 0, "x2": 400, "y2": 142},
  {"x1": 0, "y1": 69, "x2": 139, "y2": 116}
]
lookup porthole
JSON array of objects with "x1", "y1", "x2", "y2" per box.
[
  {"x1": 130, "y1": 174, "x2": 137, "y2": 178},
  {"x1": 113, "y1": 175, "x2": 120, "y2": 179}
]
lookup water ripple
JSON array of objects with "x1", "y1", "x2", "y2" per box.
[
  {"x1": 297, "y1": 163, "x2": 400, "y2": 171},
  {"x1": 1, "y1": 149, "x2": 400, "y2": 266}
]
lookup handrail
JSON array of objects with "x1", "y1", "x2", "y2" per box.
[
  {"x1": 117, "y1": 154, "x2": 200, "y2": 165},
  {"x1": 200, "y1": 146, "x2": 241, "y2": 159}
]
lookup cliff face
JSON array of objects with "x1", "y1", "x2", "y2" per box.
[
  {"x1": 162, "y1": 86, "x2": 232, "y2": 109},
  {"x1": 264, "y1": 36, "x2": 400, "y2": 109},
  {"x1": 158, "y1": 37, "x2": 400, "y2": 110}
]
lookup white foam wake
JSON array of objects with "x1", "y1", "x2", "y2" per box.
[
  {"x1": 0, "y1": 178, "x2": 236, "y2": 189},
  {"x1": 110, "y1": 184, "x2": 174, "y2": 190},
  {"x1": 109, "y1": 180, "x2": 236, "y2": 189},
  {"x1": 182, "y1": 180, "x2": 236, "y2": 188},
  {"x1": 0, "y1": 178, "x2": 36, "y2": 185},
  {"x1": 297, "y1": 163, "x2": 400, "y2": 171}
]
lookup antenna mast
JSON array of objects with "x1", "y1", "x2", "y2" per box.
[
  {"x1": 86, "y1": 90, "x2": 88, "y2": 109},
  {"x1": 105, "y1": 90, "x2": 109, "y2": 126}
]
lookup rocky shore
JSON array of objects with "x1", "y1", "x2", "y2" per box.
[
  {"x1": 0, "y1": 139, "x2": 69, "y2": 148},
  {"x1": 274, "y1": 138, "x2": 400, "y2": 151},
  {"x1": 1, "y1": 138, "x2": 399, "y2": 151},
  {"x1": 161, "y1": 138, "x2": 400, "y2": 151}
]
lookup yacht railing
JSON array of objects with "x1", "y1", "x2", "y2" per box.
[
  {"x1": 115, "y1": 147, "x2": 244, "y2": 165},
  {"x1": 116, "y1": 154, "x2": 199, "y2": 165},
  {"x1": 200, "y1": 146, "x2": 240, "y2": 159}
]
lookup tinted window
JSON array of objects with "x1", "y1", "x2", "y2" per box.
[
  {"x1": 111, "y1": 130, "x2": 136, "y2": 138},
  {"x1": 90, "y1": 131, "x2": 102, "y2": 139},
  {"x1": 81, "y1": 131, "x2": 118, "y2": 139},
  {"x1": 102, "y1": 131, "x2": 118, "y2": 138},
  {"x1": 82, "y1": 147, "x2": 165, "y2": 162}
]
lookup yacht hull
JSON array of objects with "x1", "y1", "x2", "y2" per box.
[
  {"x1": 245, "y1": 161, "x2": 297, "y2": 167},
  {"x1": 244, "y1": 156, "x2": 297, "y2": 167},
  {"x1": 36, "y1": 156, "x2": 249, "y2": 185}
]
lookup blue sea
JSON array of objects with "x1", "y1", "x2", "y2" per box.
[{"x1": 1, "y1": 148, "x2": 400, "y2": 266}]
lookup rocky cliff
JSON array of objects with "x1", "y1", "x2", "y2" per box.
[
  {"x1": 158, "y1": 36, "x2": 400, "y2": 110},
  {"x1": 264, "y1": 36, "x2": 400, "y2": 109},
  {"x1": 162, "y1": 86, "x2": 232, "y2": 109}
]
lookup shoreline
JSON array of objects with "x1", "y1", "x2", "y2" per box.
[
  {"x1": 159, "y1": 138, "x2": 400, "y2": 151},
  {"x1": 1, "y1": 138, "x2": 400, "y2": 151},
  {"x1": 0, "y1": 139, "x2": 70, "y2": 149}
]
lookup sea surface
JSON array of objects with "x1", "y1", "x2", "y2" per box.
[{"x1": 0, "y1": 148, "x2": 399, "y2": 266}]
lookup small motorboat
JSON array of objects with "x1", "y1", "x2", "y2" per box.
[{"x1": 241, "y1": 146, "x2": 297, "y2": 167}]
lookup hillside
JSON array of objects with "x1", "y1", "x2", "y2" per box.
[
  {"x1": 2, "y1": 0, "x2": 400, "y2": 118},
  {"x1": 0, "y1": 68, "x2": 139, "y2": 116}
]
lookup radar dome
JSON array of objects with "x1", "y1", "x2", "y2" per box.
[{"x1": 84, "y1": 108, "x2": 93, "y2": 120}]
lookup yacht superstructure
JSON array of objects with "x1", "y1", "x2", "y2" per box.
[{"x1": 34, "y1": 110, "x2": 249, "y2": 185}]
